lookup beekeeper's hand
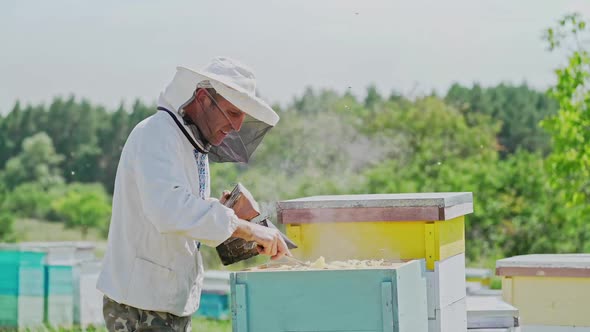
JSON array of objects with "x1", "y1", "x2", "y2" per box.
[
  {"x1": 219, "y1": 190, "x2": 231, "y2": 204},
  {"x1": 232, "y1": 220, "x2": 291, "y2": 260}
]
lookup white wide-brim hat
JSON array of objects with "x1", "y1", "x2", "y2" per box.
[{"x1": 161, "y1": 57, "x2": 279, "y2": 126}]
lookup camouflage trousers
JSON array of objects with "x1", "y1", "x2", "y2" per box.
[{"x1": 103, "y1": 296, "x2": 192, "y2": 332}]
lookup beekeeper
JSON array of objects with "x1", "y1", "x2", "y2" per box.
[{"x1": 97, "y1": 57, "x2": 291, "y2": 332}]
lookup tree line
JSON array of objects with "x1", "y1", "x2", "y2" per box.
[{"x1": 0, "y1": 14, "x2": 587, "y2": 266}]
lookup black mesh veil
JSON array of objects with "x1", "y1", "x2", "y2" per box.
[{"x1": 206, "y1": 114, "x2": 272, "y2": 163}]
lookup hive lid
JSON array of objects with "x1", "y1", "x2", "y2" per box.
[
  {"x1": 466, "y1": 296, "x2": 519, "y2": 329},
  {"x1": 466, "y1": 267, "x2": 492, "y2": 279},
  {"x1": 277, "y1": 192, "x2": 473, "y2": 224},
  {"x1": 496, "y1": 254, "x2": 590, "y2": 278}
]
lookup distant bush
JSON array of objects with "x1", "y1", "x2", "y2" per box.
[
  {"x1": 0, "y1": 211, "x2": 16, "y2": 242},
  {"x1": 52, "y1": 183, "x2": 111, "y2": 239},
  {"x1": 4, "y1": 182, "x2": 65, "y2": 220}
]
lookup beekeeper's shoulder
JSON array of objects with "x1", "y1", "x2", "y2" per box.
[{"x1": 128, "y1": 111, "x2": 184, "y2": 154}]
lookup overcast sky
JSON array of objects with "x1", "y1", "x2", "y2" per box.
[{"x1": 1, "y1": 0, "x2": 589, "y2": 113}]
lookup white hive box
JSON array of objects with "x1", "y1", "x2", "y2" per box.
[
  {"x1": 427, "y1": 252, "x2": 467, "y2": 332},
  {"x1": 467, "y1": 296, "x2": 519, "y2": 331},
  {"x1": 73, "y1": 261, "x2": 103, "y2": 327}
]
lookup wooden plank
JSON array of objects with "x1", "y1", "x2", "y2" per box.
[
  {"x1": 496, "y1": 266, "x2": 590, "y2": 278},
  {"x1": 467, "y1": 329, "x2": 515, "y2": 332},
  {"x1": 280, "y1": 206, "x2": 441, "y2": 224},
  {"x1": 277, "y1": 193, "x2": 474, "y2": 224},
  {"x1": 496, "y1": 254, "x2": 590, "y2": 278},
  {"x1": 426, "y1": 253, "x2": 466, "y2": 319},
  {"x1": 285, "y1": 225, "x2": 301, "y2": 250},
  {"x1": 429, "y1": 298, "x2": 467, "y2": 332},
  {"x1": 441, "y1": 203, "x2": 474, "y2": 220},
  {"x1": 522, "y1": 326, "x2": 590, "y2": 331},
  {"x1": 381, "y1": 282, "x2": 395, "y2": 332},
  {"x1": 466, "y1": 268, "x2": 492, "y2": 279},
  {"x1": 277, "y1": 193, "x2": 473, "y2": 210},
  {"x1": 436, "y1": 217, "x2": 465, "y2": 262},
  {"x1": 234, "y1": 284, "x2": 247, "y2": 332},
  {"x1": 425, "y1": 223, "x2": 436, "y2": 271},
  {"x1": 466, "y1": 296, "x2": 519, "y2": 329},
  {"x1": 396, "y1": 259, "x2": 429, "y2": 332},
  {"x1": 501, "y1": 277, "x2": 513, "y2": 304}
]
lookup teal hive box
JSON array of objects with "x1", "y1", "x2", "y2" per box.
[
  {"x1": 230, "y1": 259, "x2": 428, "y2": 332},
  {"x1": 0, "y1": 250, "x2": 46, "y2": 328},
  {"x1": 195, "y1": 292, "x2": 230, "y2": 320},
  {"x1": 194, "y1": 270, "x2": 231, "y2": 320},
  {"x1": 19, "y1": 242, "x2": 96, "y2": 327}
]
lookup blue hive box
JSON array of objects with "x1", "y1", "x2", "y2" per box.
[{"x1": 231, "y1": 259, "x2": 428, "y2": 332}]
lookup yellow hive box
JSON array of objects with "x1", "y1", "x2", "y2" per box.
[
  {"x1": 497, "y1": 254, "x2": 590, "y2": 327},
  {"x1": 278, "y1": 193, "x2": 473, "y2": 270}
]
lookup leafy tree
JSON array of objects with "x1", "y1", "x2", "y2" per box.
[
  {"x1": 0, "y1": 101, "x2": 47, "y2": 168},
  {"x1": 1, "y1": 132, "x2": 64, "y2": 189},
  {"x1": 542, "y1": 13, "x2": 590, "y2": 251},
  {"x1": 0, "y1": 183, "x2": 16, "y2": 242},
  {"x1": 4, "y1": 183, "x2": 62, "y2": 220},
  {"x1": 364, "y1": 84, "x2": 382, "y2": 109},
  {"x1": 446, "y1": 83, "x2": 557, "y2": 155},
  {"x1": 52, "y1": 183, "x2": 112, "y2": 238}
]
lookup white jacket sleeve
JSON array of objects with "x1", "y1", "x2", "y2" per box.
[{"x1": 133, "y1": 125, "x2": 239, "y2": 247}]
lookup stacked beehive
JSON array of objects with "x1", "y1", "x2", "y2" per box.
[
  {"x1": 497, "y1": 254, "x2": 590, "y2": 331},
  {"x1": 194, "y1": 270, "x2": 231, "y2": 320},
  {"x1": 277, "y1": 193, "x2": 473, "y2": 332},
  {"x1": 0, "y1": 250, "x2": 46, "y2": 328},
  {"x1": 74, "y1": 260, "x2": 103, "y2": 327},
  {"x1": 0, "y1": 242, "x2": 103, "y2": 329}
]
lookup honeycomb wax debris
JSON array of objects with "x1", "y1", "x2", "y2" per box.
[
  {"x1": 251, "y1": 257, "x2": 392, "y2": 271},
  {"x1": 310, "y1": 256, "x2": 327, "y2": 269}
]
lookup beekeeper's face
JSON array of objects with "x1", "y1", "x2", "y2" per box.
[{"x1": 192, "y1": 88, "x2": 246, "y2": 146}]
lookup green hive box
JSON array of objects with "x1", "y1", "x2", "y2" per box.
[
  {"x1": 0, "y1": 250, "x2": 46, "y2": 328},
  {"x1": 230, "y1": 259, "x2": 428, "y2": 332}
]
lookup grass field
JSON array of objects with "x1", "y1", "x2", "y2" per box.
[{"x1": 13, "y1": 218, "x2": 104, "y2": 242}]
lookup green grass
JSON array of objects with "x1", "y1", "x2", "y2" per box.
[
  {"x1": 14, "y1": 218, "x2": 104, "y2": 242},
  {"x1": 490, "y1": 276, "x2": 502, "y2": 290},
  {"x1": 192, "y1": 318, "x2": 231, "y2": 332},
  {"x1": 12, "y1": 218, "x2": 107, "y2": 258}
]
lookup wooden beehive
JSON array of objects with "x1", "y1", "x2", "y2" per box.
[
  {"x1": 0, "y1": 250, "x2": 46, "y2": 328},
  {"x1": 19, "y1": 242, "x2": 98, "y2": 327},
  {"x1": 278, "y1": 192, "x2": 472, "y2": 332},
  {"x1": 497, "y1": 254, "x2": 590, "y2": 330},
  {"x1": 231, "y1": 259, "x2": 428, "y2": 332},
  {"x1": 194, "y1": 270, "x2": 231, "y2": 320},
  {"x1": 466, "y1": 296, "x2": 519, "y2": 331},
  {"x1": 278, "y1": 193, "x2": 472, "y2": 270},
  {"x1": 73, "y1": 260, "x2": 103, "y2": 327}
]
